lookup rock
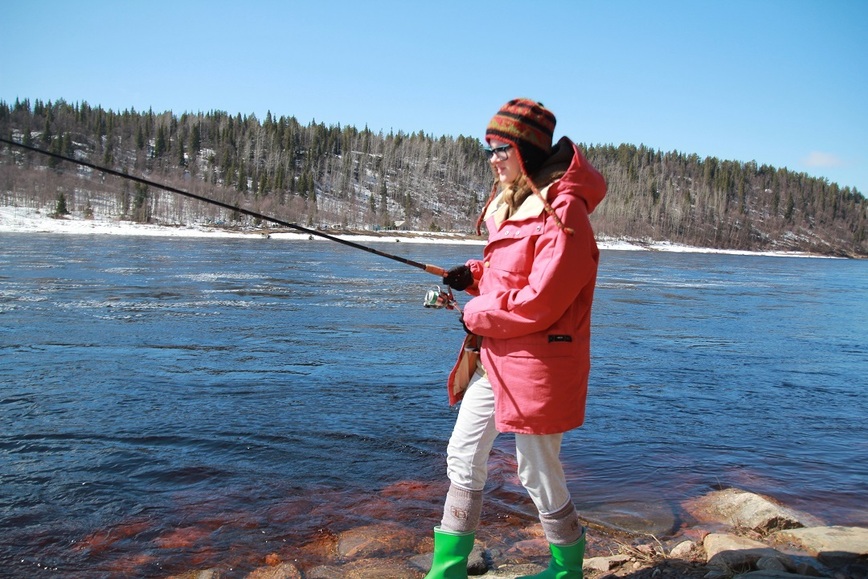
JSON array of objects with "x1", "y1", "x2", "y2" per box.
[
  {"x1": 307, "y1": 558, "x2": 420, "y2": 578},
  {"x1": 507, "y1": 537, "x2": 548, "y2": 557},
  {"x1": 409, "y1": 544, "x2": 488, "y2": 575},
  {"x1": 703, "y1": 532, "x2": 792, "y2": 572},
  {"x1": 334, "y1": 523, "x2": 417, "y2": 559},
  {"x1": 794, "y1": 561, "x2": 824, "y2": 576},
  {"x1": 467, "y1": 545, "x2": 489, "y2": 575},
  {"x1": 731, "y1": 572, "x2": 822, "y2": 578},
  {"x1": 755, "y1": 556, "x2": 788, "y2": 572},
  {"x1": 485, "y1": 563, "x2": 546, "y2": 577},
  {"x1": 166, "y1": 571, "x2": 222, "y2": 579},
  {"x1": 772, "y1": 525, "x2": 868, "y2": 567},
  {"x1": 264, "y1": 553, "x2": 282, "y2": 566},
  {"x1": 584, "y1": 554, "x2": 631, "y2": 572},
  {"x1": 335, "y1": 557, "x2": 422, "y2": 578},
  {"x1": 305, "y1": 566, "x2": 345, "y2": 579},
  {"x1": 244, "y1": 563, "x2": 302, "y2": 579},
  {"x1": 582, "y1": 500, "x2": 677, "y2": 536},
  {"x1": 685, "y1": 489, "x2": 822, "y2": 533},
  {"x1": 669, "y1": 540, "x2": 696, "y2": 558}
]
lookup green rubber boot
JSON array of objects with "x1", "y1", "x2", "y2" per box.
[
  {"x1": 517, "y1": 532, "x2": 585, "y2": 579},
  {"x1": 423, "y1": 527, "x2": 475, "y2": 579}
]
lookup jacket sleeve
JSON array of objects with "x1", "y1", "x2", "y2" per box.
[
  {"x1": 462, "y1": 201, "x2": 598, "y2": 339},
  {"x1": 462, "y1": 258, "x2": 484, "y2": 297}
]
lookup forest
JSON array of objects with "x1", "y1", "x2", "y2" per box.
[{"x1": 1, "y1": 98, "x2": 865, "y2": 257}]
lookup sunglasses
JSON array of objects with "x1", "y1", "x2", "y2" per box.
[{"x1": 483, "y1": 144, "x2": 511, "y2": 161}]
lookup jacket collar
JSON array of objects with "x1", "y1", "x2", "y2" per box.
[{"x1": 484, "y1": 184, "x2": 553, "y2": 227}]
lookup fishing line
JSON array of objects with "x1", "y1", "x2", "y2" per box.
[{"x1": 0, "y1": 136, "x2": 447, "y2": 277}]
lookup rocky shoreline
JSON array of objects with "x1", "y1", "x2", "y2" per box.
[{"x1": 161, "y1": 488, "x2": 867, "y2": 579}]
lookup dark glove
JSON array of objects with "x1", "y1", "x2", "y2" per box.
[{"x1": 443, "y1": 265, "x2": 473, "y2": 291}]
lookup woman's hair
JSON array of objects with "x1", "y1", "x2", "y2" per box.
[{"x1": 474, "y1": 159, "x2": 571, "y2": 235}]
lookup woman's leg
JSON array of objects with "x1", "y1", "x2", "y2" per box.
[
  {"x1": 514, "y1": 433, "x2": 582, "y2": 544},
  {"x1": 424, "y1": 374, "x2": 499, "y2": 578},
  {"x1": 440, "y1": 372, "x2": 499, "y2": 532}
]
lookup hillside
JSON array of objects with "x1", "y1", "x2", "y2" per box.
[{"x1": 1, "y1": 98, "x2": 865, "y2": 257}]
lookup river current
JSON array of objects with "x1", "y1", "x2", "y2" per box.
[{"x1": 1, "y1": 234, "x2": 866, "y2": 576}]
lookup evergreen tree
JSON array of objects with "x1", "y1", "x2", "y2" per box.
[
  {"x1": 189, "y1": 124, "x2": 201, "y2": 154},
  {"x1": 63, "y1": 132, "x2": 74, "y2": 157},
  {"x1": 54, "y1": 192, "x2": 69, "y2": 216},
  {"x1": 136, "y1": 125, "x2": 146, "y2": 149},
  {"x1": 42, "y1": 118, "x2": 52, "y2": 145},
  {"x1": 133, "y1": 182, "x2": 150, "y2": 222},
  {"x1": 154, "y1": 126, "x2": 167, "y2": 157},
  {"x1": 48, "y1": 133, "x2": 63, "y2": 168},
  {"x1": 237, "y1": 163, "x2": 247, "y2": 192}
]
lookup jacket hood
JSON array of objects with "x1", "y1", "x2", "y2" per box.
[
  {"x1": 535, "y1": 136, "x2": 606, "y2": 214},
  {"x1": 482, "y1": 136, "x2": 607, "y2": 229}
]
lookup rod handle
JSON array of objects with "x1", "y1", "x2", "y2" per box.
[{"x1": 424, "y1": 264, "x2": 447, "y2": 277}]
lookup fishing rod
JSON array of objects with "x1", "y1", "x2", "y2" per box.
[{"x1": 0, "y1": 136, "x2": 448, "y2": 278}]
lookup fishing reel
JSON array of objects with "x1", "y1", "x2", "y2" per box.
[{"x1": 423, "y1": 285, "x2": 459, "y2": 311}]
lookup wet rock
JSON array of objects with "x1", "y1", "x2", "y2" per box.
[
  {"x1": 155, "y1": 527, "x2": 211, "y2": 549},
  {"x1": 582, "y1": 500, "x2": 677, "y2": 536},
  {"x1": 244, "y1": 562, "x2": 302, "y2": 579},
  {"x1": 507, "y1": 537, "x2": 548, "y2": 557},
  {"x1": 684, "y1": 489, "x2": 822, "y2": 533},
  {"x1": 165, "y1": 571, "x2": 223, "y2": 579},
  {"x1": 335, "y1": 523, "x2": 417, "y2": 559},
  {"x1": 160, "y1": 487, "x2": 861, "y2": 579},
  {"x1": 772, "y1": 525, "x2": 868, "y2": 567}
]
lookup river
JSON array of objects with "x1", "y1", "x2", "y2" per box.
[{"x1": 1, "y1": 234, "x2": 865, "y2": 576}]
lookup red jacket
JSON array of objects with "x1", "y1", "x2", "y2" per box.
[{"x1": 447, "y1": 139, "x2": 607, "y2": 434}]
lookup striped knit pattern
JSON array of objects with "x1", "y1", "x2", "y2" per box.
[{"x1": 485, "y1": 99, "x2": 556, "y2": 175}]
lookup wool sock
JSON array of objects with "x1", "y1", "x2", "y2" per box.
[
  {"x1": 440, "y1": 483, "x2": 483, "y2": 533},
  {"x1": 539, "y1": 502, "x2": 582, "y2": 545}
]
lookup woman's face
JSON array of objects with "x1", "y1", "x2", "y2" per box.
[{"x1": 488, "y1": 140, "x2": 522, "y2": 185}]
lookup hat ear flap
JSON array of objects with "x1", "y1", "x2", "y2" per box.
[{"x1": 516, "y1": 143, "x2": 547, "y2": 177}]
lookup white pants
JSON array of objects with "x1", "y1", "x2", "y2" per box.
[{"x1": 445, "y1": 371, "x2": 572, "y2": 515}]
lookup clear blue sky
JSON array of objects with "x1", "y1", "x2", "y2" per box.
[{"x1": 3, "y1": 0, "x2": 866, "y2": 194}]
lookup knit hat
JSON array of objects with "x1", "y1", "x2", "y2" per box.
[{"x1": 485, "y1": 98, "x2": 556, "y2": 176}]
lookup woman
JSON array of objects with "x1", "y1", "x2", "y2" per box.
[{"x1": 425, "y1": 99, "x2": 607, "y2": 579}]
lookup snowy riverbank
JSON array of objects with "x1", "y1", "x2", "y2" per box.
[{"x1": 0, "y1": 205, "x2": 827, "y2": 259}]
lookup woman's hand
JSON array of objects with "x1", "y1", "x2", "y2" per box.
[{"x1": 443, "y1": 265, "x2": 473, "y2": 291}]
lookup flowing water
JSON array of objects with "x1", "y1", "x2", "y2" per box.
[{"x1": 1, "y1": 234, "x2": 866, "y2": 576}]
